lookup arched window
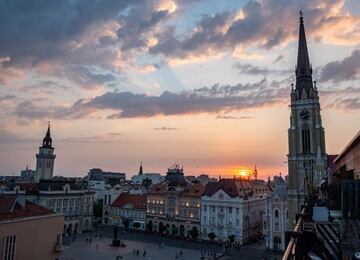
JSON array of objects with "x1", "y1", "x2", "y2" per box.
[{"x1": 302, "y1": 126, "x2": 311, "y2": 153}]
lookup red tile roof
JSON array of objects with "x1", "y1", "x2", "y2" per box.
[
  {"x1": 0, "y1": 196, "x2": 53, "y2": 221},
  {"x1": 111, "y1": 193, "x2": 146, "y2": 210},
  {"x1": 148, "y1": 183, "x2": 166, "y2": 195},
  {"x1": 182, "y1": 183, "x2": 206, "y2": 197},
  {"x1": 204, "y1": 178, "x2": 262, "y2": 199}
]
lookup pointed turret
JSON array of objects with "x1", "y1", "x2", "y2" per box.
[
  {"x1": 42, "y1": 122, "x2": 52, "y2": 148},
  {"x1": 295, "y1": 11, "x2": 314, "y2": 98}
]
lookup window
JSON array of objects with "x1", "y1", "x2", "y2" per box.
[
  {"x1": 236, "y1": 208, "x2": 239, "y2": 215},
  {"x1": 275, "y1": 222, "x2": 280, "y2": 231},
  {"x1": 229, "y1": 207, "x2": 232, "y2": 214},
  {"x1": 275, "y1": 209, "x2": 279, "y2": 218},
  {"x1": 3, "y1": 235, "x2": 16, "y2": 260},
  {"x1": 203, "y1": 205, "x2": 207, "y2": 212},
  {"x1": 302, "y1": 126, "x2": 311, "y2": 153}
]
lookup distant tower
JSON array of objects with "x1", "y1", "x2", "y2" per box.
[
  {"x1": 35, "y1": 122, "x2": 56, "y2": 181},
  {"x1": 139, "y1": 162, "x2": 143, "y2": 175},
  {"x1": 287, "y1": 12, "x2": 327, "y2": 229},
  {"x1": 253, "y1": 164, "x2": 258, "y2": 180}
]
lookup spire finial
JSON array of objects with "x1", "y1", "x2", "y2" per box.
[
  {"x1": 46, "y1": 121, "x2": 51, "y2": 136},
  {"x1": 299, "y1": 10, "x2": 304, "y2": 25},
  {"x1": 139, "y1": 162, "x2": 143, "y2": 175}
]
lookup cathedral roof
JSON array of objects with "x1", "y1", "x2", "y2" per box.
[{"x1": 294, "y1": 12, "x2": 315, "y2": 99}]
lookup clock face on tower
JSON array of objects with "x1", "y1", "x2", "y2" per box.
[{"x1": 299, "y1": 110, "x2": 310, "y2": 121}]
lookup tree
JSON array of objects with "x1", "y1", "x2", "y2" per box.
[
  {"x1": 171, "y1": 226, "x2": 179, "y2": 236},
  {"x1": 159, "y1": 223, "x2": 166, "y2": 234},
  {"x1": 93, "y1": 199, "x2": 103, "y2": 221},
  {"x1": 122, "y1": 218, "x2": 130, "y2": 229},
  {"x1": 228, "y1": 234, "x2": 236, "y2": 243},
  {"x1": 133, "y1": 222, "x2": 141, "y2": 229},
  {"x1": 190, "y1": 227, "x2": 199, "y2": 240},
  {"x1": 207, "y1": 232, "x2": 216, "y2": 241}
]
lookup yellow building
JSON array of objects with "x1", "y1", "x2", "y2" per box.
[{"x1": 0, "y1": 195, "x2": 64, "y2": 260}]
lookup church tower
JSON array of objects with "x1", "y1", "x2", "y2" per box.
[
  {"x1": 287, "y1": 13, "x2": 327, "y2": 229},
  {"x1": 35, "y1": 123, "x2": 56, "y2": 181}
]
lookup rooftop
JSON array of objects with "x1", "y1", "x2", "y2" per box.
[
  {"x1": 111, "y1": 193, "x2": 146, "y2": 210},
  {"x1": 0, "y1": 195, "x2": 54, "y2": 222}
]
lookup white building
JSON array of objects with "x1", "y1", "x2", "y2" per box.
[
  {"x1": 131, "y1": 163, "x2": 162, "y2": 186},
  {"x1": 86, "y1": 168, "x2": 126, "y2": 200},
  {"x1": 110, "y1": 193, "x2": 147, "y2": 230},
  {"x1": 263, "y1": 174, "x2": 288, "y2": 250},
  {"x1": 201, "y1": 178, "x2": 267, "y2": 244},
  {"x1": 35, "y1": 124, "x2": 56, "y2": 182}
]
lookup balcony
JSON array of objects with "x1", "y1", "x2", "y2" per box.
[{"x1": 282, "y1": 206, "x2": 341, "y2": 260}]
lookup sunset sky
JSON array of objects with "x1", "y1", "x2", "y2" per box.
[{"x1": 0, "y1": 0, "x2": 359, "y2": 179}]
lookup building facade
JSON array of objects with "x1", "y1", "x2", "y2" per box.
[
  {"x1": 110, "y1": 193, "x2": 147, "y2": 230},
  {"x1": 287, "y1": 14, "x2": 327, "y2": 229},
  {"x1": 146, "y1": 165, "x2": 204, "y2": 238},
  {"x1": 201, "y1": 178, "x2": 266, "y2": 244},
  {"x1": 263, "y1": 175, "x2": 288, "y2": 251},
  {"x1": 0, "y1": 196, "x2": 64, "y2": 260},
  {"x1": 0, "y1": 180, "x2": 95, "y2": 235},
  {"x1": 334, "y1": 130, "x2": 360, "y2": 180}
]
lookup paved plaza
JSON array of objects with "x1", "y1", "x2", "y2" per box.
[
  {"x1": 60, "y1": 229, "x2": 282, "y2": 260},
  {"x1": 61, "y1": 237, "x2": 205, "y2": 260}
]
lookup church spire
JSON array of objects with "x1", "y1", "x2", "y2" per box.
[
  {"x1": 295, "y1": 11, "x2": 313, "y2": 96},
  {"x1": 139, "y1": 162, "x2": 143, "y2": 175}
]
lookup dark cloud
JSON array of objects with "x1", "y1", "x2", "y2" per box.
[
  {"x1": 20, "y1": 80, "x2": 70, "y2": 93},
  {"x1": 319, "y1": 49, "x2": 360, "y2": 82},
  {"x1": 0, "y1": 0, "x2": 141, "y2": 67},
  {"x1": 117, "y1": 7, "x2": 172, "y2": 52},
  {"x1": 216, "y1": 115, "x2": 253, "y2": 120},
  {"x1": 154, "y1": 127, "x2": 178, "y2": 131},
  {"x1": 272, "y1": 54, "x2": 284, "y2": 63},
  {"x1": 332, "y1": 97, "x2": 360, "y2": 110},
  {"x1": 233, "y1": 62, "x2": 292, "y2": 75},
  {"x1": 59, "y1": 65, "x2": 117, "y2": 89},
  {"x1": 149, "y1": 0, "x2": 358, "y2": 60},
  {"x1": 0, "y1": 94, "x2": 16, "y2": 102},
  {"x1": 12, "y1": 78, "x2": 290, "y2": 120}
]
